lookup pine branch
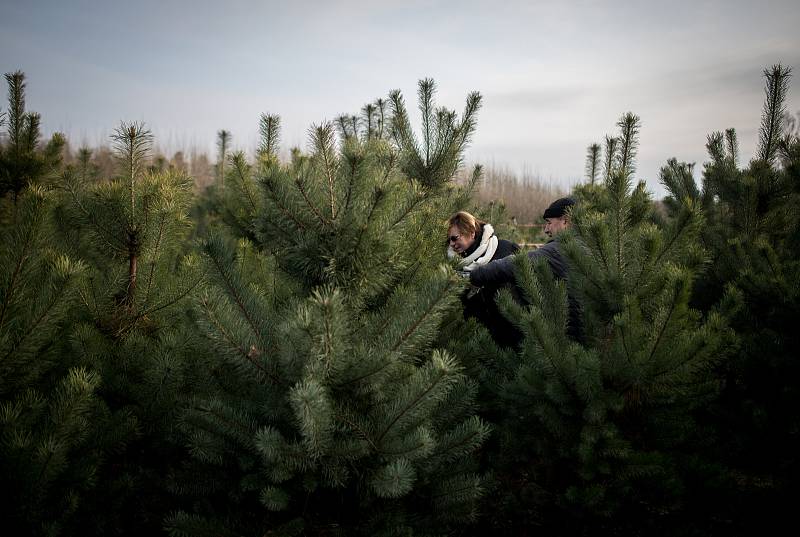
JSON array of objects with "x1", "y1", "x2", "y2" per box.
[
  {"x1": 294, "y1": 168, "x2": 331, "y2": 226},
  {"x1": 24, "y1": 112, "x2": 41, "y2": 154},
  {"x1": 632, "y1": 203, "x2": 695, "y2": 291},
  {"x1": 198, "y1": 295, "x2": 279, "y2": 385},
  {"x1": 389, "y1": 89, "x2": 423, "y2": 172},
  {"x1": 347, "y1": 188, "x2": 384, "y2": 265},
  {"x1": 604, "y1": 135, "x2": 618, "y2": 181},
  {"x1": 340, "y1": 149, "x2": 359, "y2": 217},
  {"x1": 207, "y1": 249, "x2": 267, "y2": 351},
  {"x1": 376, "y1": 366, "x2": 448, "y2": 444},
  {"x1": 725, "y1": 128, "x2": 739, "y2": 165},
  {"x1": 200, "y1": 403, "x2": 255, "y2": 441},
  {"x1": 389, "y1": 192, "x2": 426, "y2": 231},
  {"x1": 142, "y1": 212, "x2": 168, "y2": 309},
  {"x1": 376, "y1": 98, "x2": 387, "y2": 138},
  {"x1": 335, "y1": 114, "x2": 352, "y2": 139},
  {"x1": 111, "y1": 121, "x2": 152, "y2": 222},
  {"x1": 216, "y1": 129, "x2": 231, "y2": 193},
  {"x1": 334, "y1": 412, "x2": 379, "y2": 452},
  {"x1": 389, "y1": 278, "x2": 456, "y2": 354},
  {"x1": 5, "y1": 71, "x2": 25, "y2": 150},
  {"x1": 428, "y1": 479, "x2": 480, "y2": 500},
  {"x1": 455, "y1": 91, "x2": 482, "y2": 153},
  {"x1": 0, "y1": 221, "x2": 35, "y2": 332},
  {"x1": 620, "y1": 303, "x2": 636, "y2": 369},
  {"x1": 310, "y1": 123, "x2": 338, "y2": 220},
  {"x1": 261, "y1": 177, "x2": 308, "y2": 231},
  {"x1": 644, "y1": 278, "x2": 683, "y2": 371},
  {"x1": 585, "y1": 143, "x2": 601, "y2": 185},
  {"x1": 60, "y1": 170, "x2": 127, "y2": 254},
  {"x1": 337, "y1": 352, "x2": 397, "y2": 389},
  {"x1": 258, "y1": 113, "x2": 281, "y2": 159},
  {"x1": 758, "y1": 64, "x2": 791, "y2": 165},
  {"x1": 139, "y1": 276, "x2": 203, "y2": 319},
  {"x1": 706, "y1": 131, "x2": 726, "y2": 165},
  {"x1": 1, "y1": 270, "x2": 71, "y2": 364},
  {"x1": 616, "y1": 112, "x2": 640, "y2": 179},
  {"x1": 230, "y1": 152, "x2": 258, "y2": 213},
  {"x1": 362, "y1": 103, "x2": 376, "y2": 140},
  {"x1": 424, "y1": 426, "x2": 485, "y2": 465},
  {"x1": 419, "y1": 78, "x2": 435, "y2": 165}
]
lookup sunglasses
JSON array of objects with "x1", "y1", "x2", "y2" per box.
[{"x1": 448, "y1": 234, "x2": 461, "y2": 243}]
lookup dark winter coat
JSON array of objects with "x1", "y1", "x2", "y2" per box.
[
  {"x1": 456, "y1": 226, "x2": 520, "y2": 348},
  {"x1": 469, "y1": 238, "x2": 583, "y2": 343}
]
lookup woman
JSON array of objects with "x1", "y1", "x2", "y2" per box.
[{"x1": 446, "y1": 211, "x2": 520, "y2": 348}]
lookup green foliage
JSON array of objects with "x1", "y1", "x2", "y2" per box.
[
  {"x1": 50, "y1": 120, "x2": 203, "y2": 534},
  {"x1": 0, "y1": 185, "x2": 135, "y2": 535},
  {"x1": 3, "y1": 63, "x2": 798, "y2": 537},
  {"x1": 216, "y1": 129, "x2": 231, "y2": 193},
  {"x1": 585, "y1": 142, "x2": 601, "y2": 185},
  {"x1": 0, "y1": 71, "x2": 65, "y2": 200},
  {"x1": 258, "y1": 113, "x2": 281, "y2": 163},
  {"x1": 472, "y1": 111, "x2": 734, "y2": 533},
  {"x1": 663, "y1": 63, "x2": 800, "y2": 531},
  {"x1": 390, "y1": 78, "x2": 482, "y2": 189},
  {"x1": 171, "y1": 81, "x2": 489, "y2": 536},
  {"x1": 59, "y1": 121, "x2": 199, "y2": 336},
  {"x1": 758, "y1": 64, "x2": 792, "y2": 164}
]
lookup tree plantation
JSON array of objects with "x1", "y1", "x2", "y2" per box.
[{"x1": 1, "y1": 66, "x2": 798, "y2": 536}]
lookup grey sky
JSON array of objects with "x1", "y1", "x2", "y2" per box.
[{"x1": 2, "y1": 0, "x2": 799, "y2": 198}]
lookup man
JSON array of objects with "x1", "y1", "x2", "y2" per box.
[{"x1": 468, "y1": 197, "x2": 583, "y2": 342}]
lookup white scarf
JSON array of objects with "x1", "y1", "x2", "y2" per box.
[{"x1": 447, "y1": 223, "x2": 499, "y2": 272}]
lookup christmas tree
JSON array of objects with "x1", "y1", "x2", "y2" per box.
[
  {"x1": 55, "y1": 121, "x2": 202, "y2": 533},
  {"x1": 0, "y1": 70, "x2": 136, "y2": 536},
  {"x1": 469, "y1": 111, "x2": 733, "y2": 533},
  {"x1": 663, "y1": 64, "x2": 799, "y2": 532},
  {"x1": 167, "y1": 80, "x2": 490, "y2": 536}
]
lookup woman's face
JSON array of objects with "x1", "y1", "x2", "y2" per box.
[{"x1": 448, "y1": 225, "x2": 475, "y2": 254}]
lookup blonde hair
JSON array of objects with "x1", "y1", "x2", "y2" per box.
[{"x1": 447, "y1": 211, "x2": 485, "y2": 236}]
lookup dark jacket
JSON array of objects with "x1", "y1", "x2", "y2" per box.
[
  {"x1": 458, "y1": 227, "x2": 520, "y2": 348},
  {"x1": 469, "y1": 238, "x2": 583, "y2": 343}
]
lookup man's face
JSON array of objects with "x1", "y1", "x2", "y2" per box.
[{"x1": 544, "y1": 216, "x2": 569, "y2": 238}]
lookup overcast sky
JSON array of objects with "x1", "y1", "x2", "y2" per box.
[{"x1": 2, "y1": 0, "x2": 799, "y2": 198}]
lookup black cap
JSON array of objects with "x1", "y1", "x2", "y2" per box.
[{"x1": 543, "y1": 197, "x2": 575, "y2": 219}]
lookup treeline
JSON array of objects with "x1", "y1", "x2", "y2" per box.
[
  {"x1": 1, "y1": 67, "x2": 798, "y2": 537},
  {"x1": 465, "y1": 163, "x2": 567, "y2": 225},
  {"x1": 14, "y1": 140, "x2": 563, "y2": 226}
]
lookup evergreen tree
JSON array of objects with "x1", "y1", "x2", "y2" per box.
[
  {"x1": 0, "y1": 186, "x2": 134, "y2": 536},
  {"x1": 664, "y1": 64, "x2": 799, "y2": 532},
  {"x1": 0, "y1": 71, "x2": 65, "y2": 202},
  {"x1": 57, "y1": 121, "x2": 201, "y2": 534},
  {"x1": 168, "y1": 80, "x2": 489, "y2": 536},
  {"x1": 471, "y1": 112, "x2": 733, "y2": 533},
  {"x1": 0, "y1": 72, "x2": 134, "y2": 536}
]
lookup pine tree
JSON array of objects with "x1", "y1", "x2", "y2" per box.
[
  {"x1": 56, "y1": 121, "x2": 202, "y2": 533},
  {"x1": 0, "y1": 72, "x2": 134, "y2": 536},
  {"x1": 168, "y1": 80, "x2": 489, "y2": 536},
  {"x1": 473, "y1": 111, "x2": 733, "y2": 533},
  {"x1": 664, "y1": 64, "x2": 800, "y2": 532},
  {"x1": 0, "y1": 71, "x2": 65, "y2": 202}
]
